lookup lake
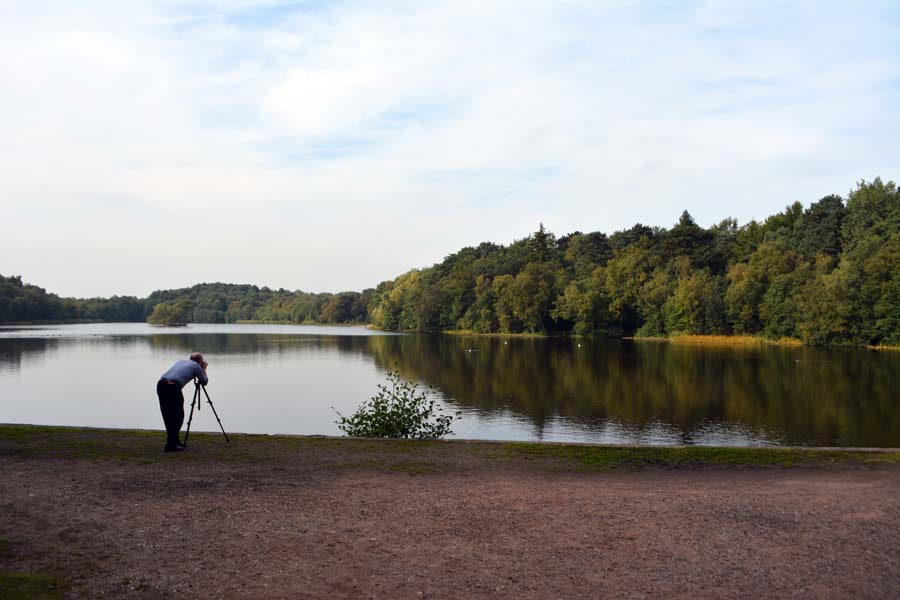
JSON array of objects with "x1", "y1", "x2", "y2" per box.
[{"x1": 0, "y1": 323, "x2": 898, "y2": 447}]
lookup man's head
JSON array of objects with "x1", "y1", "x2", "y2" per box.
[{"x1": 190, "y1": 352, "x2": 205, "y2": 365}]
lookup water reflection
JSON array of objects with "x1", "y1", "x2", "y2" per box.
[
  {"x1": 365, "y1": 335, "x2": 900, "y2": 447},
  {"x1": 0, "y1": 325, "x2": 898, "y2": 447}
]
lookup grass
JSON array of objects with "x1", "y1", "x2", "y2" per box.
[
  {"x1": 0, "y1": 570, "x2": 68, "y2": 600},
  {"x1": 868, "y1": 343, "x2": 900, "y2": 351},
  {"x1": 1, "y1": 424, "x2": 899, "y2": 472},
  {"x1": 0, "y1": 424, "x2": 442, "y2": 467},
  {"x1": 0, "y1": 537, "x2": 69, "y2": 600},
  {"x1": 443, "y1": 329, "x2": 548, "y2": 338},
  {"x1": 611, "y1": 334, "x2": 900, "y2": 351},
  {"x1": 502, "y1": 443, "x2": 900, "y2": 471},
  {"x1": 641, "y1": 334, "x2": 803, "y2": 347},
  {"x1": 386, "y1": 460, "x2": 441, "y2": 474},
  {"x1": 235, "y1": 320, "x2": 365, "y2": 327},
  {"x1": 443, "y1": 332, "x2": 807, "y2": 345}
]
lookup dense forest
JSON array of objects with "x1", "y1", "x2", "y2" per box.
[
  {"x1": 367, "y1": 178, "x2": 899, "y2": 347},
  {"x1": 2, "y1": 178, "x2": 898, "y2": 346}
]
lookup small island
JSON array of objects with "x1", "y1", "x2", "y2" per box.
[{"x1": 146, "y1": 299, "x2": 191, "y2": 327}]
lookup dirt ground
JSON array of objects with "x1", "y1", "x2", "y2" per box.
[{"x1": 1, "y1": 428, "x2": 899, "y2": 600}]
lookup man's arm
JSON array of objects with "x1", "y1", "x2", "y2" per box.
[{"x1": 195, "y1": 360, "x2": 209, "y2": 386}]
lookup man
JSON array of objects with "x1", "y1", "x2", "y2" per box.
[{"x1": 157, "y1": 352, "x2": 209, "y2": 452}]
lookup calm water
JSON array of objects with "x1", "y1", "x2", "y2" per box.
[{"x1": 1, "y1": 323, "x2": 898, "y2": 447}]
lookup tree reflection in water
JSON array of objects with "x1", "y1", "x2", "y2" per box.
[
  {"x1": 364, "y1": 335, "x2": 900, "y2": 447},
  {"x1": 1, "y1": 330, "x2": 898, "y2": 446}
]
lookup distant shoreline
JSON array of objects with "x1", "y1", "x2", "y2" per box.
[
  {"x1": 2, "y1": 322, "x2": 898, "y2": 351},
  {"x1": 441, "y1": 330, "x2": 900, "y2": 351},
  {"x1": 235, "y1": 320, "x2": 367, "y2": 327},
  {"x1": 0, "y1": 319, "x2": 104, "y2": 326}
]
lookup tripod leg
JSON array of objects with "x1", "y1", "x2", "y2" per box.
[
  {"x1": 201, "y1": 385, "x2": 230, "y2": 443},
  {"x1": 184, "y1": 382, "x2": 200, "y2": 447}
]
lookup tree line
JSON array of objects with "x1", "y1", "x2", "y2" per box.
[
  {"x1": 3, "y1": 177, "x2": 897, "y2": 346},
  {"x1": 368, "y1": 178, "x2": 899, "y2": 347},
  {"x1": 0, "y1": 278, "x2": 371, "y2": 326},
  {"x1": 0, "y1": 276, "x2": 147, "y2": 323}
]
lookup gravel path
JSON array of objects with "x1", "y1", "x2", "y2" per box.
[{"x1": 1, "y1": 434, "x2": 899, "y2": 599}]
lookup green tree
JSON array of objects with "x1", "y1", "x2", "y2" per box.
[
  {"x1": 147, "y1": 299, "x2": 192, "y2": 325},
  {"x1": 663, "y1": 268, "x2": 726, "y2": 335},
  {"x1": 730, "y1": 220, "x2": 765, "y2": 263},
  {"x1": 508, "y1": 262, "x2": 558, "y2": 333},
  {"x1": 711, "y1": 217, "x2": 739, "y2": 264},
  {"x1": 758, "y1": 262, "x2": 810, "y2": 339},
  {"x1": 865, "y1": 233, "x2": 900, "y2": 345},
  {"x1": 634, "y1": 267, "x2": 672, "y2": 337},
  {"x1": 842, "y1": 178, "x2": 899, "y2": 251},
  {"x1": 370, "y1": 273, "x2": 422, "y2": 330},
  {"x1": 796, "y1": 256, "x2": 856, "y2": 346},
  {"x1": 528, "y1": 223, "x2": 556, "y2": 263},
  {"x1": 459, "y1": 275, "x2": 498, "y2": 333},
  {"x1": 492, "y1": 274, "x2": 521, "y2": 333},
  {"x1": 661, "y1": 211, "x2": 725, "y2": 274},
  {"x1": 551, "y1": 269, "x2": 612, "y2": 335},
  {"x1": 603, "y1": 238, "x2": 660, "y2": 334},
  {"x1": 725, "y1": 241, "x2": 804, "y2": 335},
  {"x1": 761, "y1": 201, "x2": 804, "y2": 244},
  {"x1": 794, "y1": 194, "x2": 846, "y2": 259},
  {"x1": 609, "y1": 223, "x2": 657, "y2": 252},
  {"x1": 564, "y1": 232, "x2": 613, "y2": 278}
]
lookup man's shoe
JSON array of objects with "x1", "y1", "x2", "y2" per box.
[{"x1": 164, "y1": 444, "x2": 186, "y2": 452}]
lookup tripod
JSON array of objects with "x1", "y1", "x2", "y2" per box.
[{"x1": 184, "y1": 378, "x2": 230, "y2": 446}]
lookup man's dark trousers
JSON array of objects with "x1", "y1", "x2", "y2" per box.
[{"x1": 157, "y1": 380, "x2": 184, "y2": 449}]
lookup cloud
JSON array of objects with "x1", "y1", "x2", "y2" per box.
[{"x1": 1, "y1": 0, "x2": 898, "y2": 296}]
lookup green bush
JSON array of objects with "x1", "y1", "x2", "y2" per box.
[{"x1": 335, "y1": 371, "x2": 458, "y2": 439}]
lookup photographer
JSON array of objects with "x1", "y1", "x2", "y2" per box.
[{"x1": 156, "y1": 352, "x2": 209, "y2": 452}]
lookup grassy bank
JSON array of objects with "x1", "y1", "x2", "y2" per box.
[
  {"x1": 443, "y1": 329, "x2": 549, "y2": 338},
  {"x1": 235, "y1": 320, "x2": 366, "y2": 327},
  {"x1": 443, "y1": 331, "x2": 808, "y2": 347},
  {"x1": 1, "y1": 424, "x2": 898, "y2": 471},
  {"x1": 868, "y1": 343, "x2": 900, "y2": 351},
  {"x1": 638, "y1": 334, "x2": 900, "y2": 351},
  {"x1": 439, "y1": 331, "x2": 900, "y2": 351},
  {"x1": 631, "y1": 334, "x2": 803, "y2": 347},
  {"x1": 0, "y1": 319, "x2": 103, "y2": 327}
]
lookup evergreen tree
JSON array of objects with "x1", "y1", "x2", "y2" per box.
[{"x1": 528, "y1": 223, "x2": 555, "y2": 263}]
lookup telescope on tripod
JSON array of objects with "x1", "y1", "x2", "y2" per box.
[{"x1": 184, "y1": 378, "x2": 230, "y2": 446}]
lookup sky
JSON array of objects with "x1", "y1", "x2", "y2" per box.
[{"x1": 2, "y1": 1, "x2": 899, "y2": 298}]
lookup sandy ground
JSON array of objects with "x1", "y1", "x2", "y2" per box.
[{"x1": 1, "y1": 431, "x2": 899, "y2": 600}]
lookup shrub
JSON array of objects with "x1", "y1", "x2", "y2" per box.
[{"x1": 335, "y1": 371, "x2": 458, "y2": 440}]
